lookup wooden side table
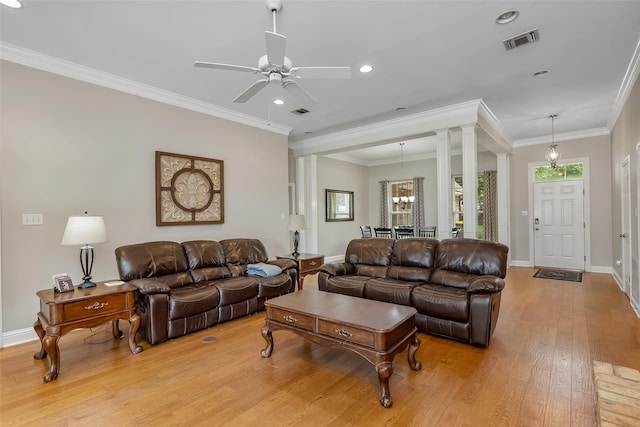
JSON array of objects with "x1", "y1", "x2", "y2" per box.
[
  {"x1": 276, "y1": 253, "x2": 324, "y2": 290},
  {"x1": 33, "y1": 281, "x2": 142, "y2": 382}
]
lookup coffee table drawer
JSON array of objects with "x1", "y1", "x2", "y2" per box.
[
  {"x1": 318, "y1": 319, "x2": 375, "y2": 348},
  {"x1": 269, "y1": 308, "x2": 314, "y2": 331}
]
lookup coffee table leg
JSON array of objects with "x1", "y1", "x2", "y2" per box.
[
  {"x1": 408, "y1": 333, "x2": 422, "y2": 371},
  {"x1": 261, "y1": 323, "x2": 273, "y2": 358},
  {"x1": 376, "y1": 361, "x2": 394, "y2": 408}
]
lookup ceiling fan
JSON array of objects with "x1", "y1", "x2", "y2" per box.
[{"x1": 194, "y1": 0, "x2": 351, "y2": 105}]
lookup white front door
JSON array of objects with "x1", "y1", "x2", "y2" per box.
[{"x1": 533, "y1": 180, "x2": 585, "y2": 270}]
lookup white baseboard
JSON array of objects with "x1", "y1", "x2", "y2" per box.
[
  {"x1": 3, "y1": 327, "x2": 38, "y2": 348},
  {"x1": 509, "y1": 260, "x2": 532, "y2": 267},
  {"x1": 324, "y1": 255, "x2": 344, "y2": 263}
]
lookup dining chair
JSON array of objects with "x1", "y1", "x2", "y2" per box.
[
  {"x1": 360, "y1": 225, "x2": 372, "y2": 238},
  {"x1": 394, "y1": 226, "x2": 414, "y2": 239},
  {"x1": 374, "y1": 227, "x2": 392, "y2": 238},
  {"x1": 418, "y1": 226, "x2": 437, "y2": 238}
]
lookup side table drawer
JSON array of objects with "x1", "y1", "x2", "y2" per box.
[
  {"x1": 62, "y1": 294, "x2": 126, "y2": 322},
  {"x1": 318, "y1": 319, "x2": 375, "y2": 348},
  {"x1": 300, "y1": 257, "x2": 323, "y2": 272},
  {"x1": 269, "y1": 308, "x2": 314, "y2": 331}
]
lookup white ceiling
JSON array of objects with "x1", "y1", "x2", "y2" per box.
[{"x1": 2, "y1": 1, "x2": 640, "y2": 165}]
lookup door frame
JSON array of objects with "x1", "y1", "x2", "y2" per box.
[
  {"x1": 621, "y1": 155, "x2": 632, "y2": 295},
  {"x1": 528, "y1": 157, "x2": 591, "y2": 270}
]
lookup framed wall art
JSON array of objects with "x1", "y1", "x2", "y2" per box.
[
  {"x1": 326, "y1": 189, "x2": 354, "y2": 222},
  {"x1": 156, "y1": 151, "x2": 224, "y2": 226}
]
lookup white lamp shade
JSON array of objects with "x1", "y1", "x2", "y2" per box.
[
  {"x1": 288, "y1": 214, "x2": 306, "y2": 231},
  {"x1": 61, "y1": 215, "x2": 109, "y2": 245}
]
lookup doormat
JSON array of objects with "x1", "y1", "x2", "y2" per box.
[{"x1": 533, "y1": 268, "x2": 582, "y2": 282}]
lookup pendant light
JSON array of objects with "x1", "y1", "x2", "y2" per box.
[{"x1": 545, "y1": 114, "x2": 561, "y2": 169}]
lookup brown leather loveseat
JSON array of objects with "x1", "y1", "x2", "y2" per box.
[
  {"x1": 115, "y1": 238, "x2": 297, "y2": 345},
  {"x1": 318, "y1": 238, "x2": 508, "y2": 347}
]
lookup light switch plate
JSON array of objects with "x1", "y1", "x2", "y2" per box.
[{"x1": 22, "y1": 213, "x2": 43, "y2": 225}]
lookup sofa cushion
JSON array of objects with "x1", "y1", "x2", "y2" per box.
[
  {"x1": 411, "y1": 283, "x2": 470, "y2": 323},
  {"x1": 364, "y1": 278, "x2": 420, "y2": 306},
  {"x1": 168, "y1": 283, "x2": 221, "y2": 320},
  {"x1": 255, "y1": 274, "x2": 292, "y2": 298},
  {"x1": 434, "y1": 238, "x2": 508, "y2": 278},
  {"x1": 391, "y1": 238, "x2": 438, "y2": 269},
  {"x1": 387, "y1": 266, "x2": 431, "y2": 282},
  {"x1": 214, "y1": 277, "x2": 259, "y2": 305},
  {"x1": 182, "y1": 240, "x2": 231, "y2": 282},
  {"x1": 344, "y1": 238, "x2": 394, "y2": 266},
  {"x1": 354, "y1": 264, "x2": 388, "y2": 278},
  {"x1": 324, "y1": 275, "x2": 369, "y2": 297},
  {"x1": 115, "y1": 241, "x2": 191, "y2": 288},
  {"x1": 220, "y1": 238, "x2": 269, "y2": 265}
]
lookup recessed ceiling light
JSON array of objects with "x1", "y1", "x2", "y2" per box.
[
  {"x1": 496, "y1": 10, "x2": 519, "y2": 24},
  {"x1": 533, "y1": 70, "x2": 549, "y2": 77},
  {"x1": 273, "y1": 99, "x2": 284, "y2": 105},
  {"x1": 359, "y1": 65, "x2": 373, "y2": 73},
  {"x1": 0, "y1": 0, "x2": 22, "y2": 8}
]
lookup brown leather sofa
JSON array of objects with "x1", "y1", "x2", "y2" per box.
[
  {"x1": 115, "y1": 238, "x2": 297, "y2": 345},
  {"x1": 318, "y1": 238, "x2": 508, "y2": 347}
]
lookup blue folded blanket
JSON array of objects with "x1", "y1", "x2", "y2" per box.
[{"x1": 247, "y1": 262, "x2": 283, "y2": 277}]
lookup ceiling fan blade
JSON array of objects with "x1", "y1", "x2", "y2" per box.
[
  {"x1": 194, "y1": 61, "x2": 261, "y2": 74},
  {"x1": 289, "y1": 66, "x2": 352, "y2": 79},
  {"x1": 283, "y1": 79, "x2": 317, "y2": 106},
  {"x1": 265, "y1": 31, "x2": 286, "y2": 66},
  {"x1": 233, "y1": 79, "x2": 269, "y2": 103}
]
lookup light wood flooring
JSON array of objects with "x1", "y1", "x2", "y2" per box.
[{"x1": 1, "y1": 267, "x2": 639, "y2": 426}]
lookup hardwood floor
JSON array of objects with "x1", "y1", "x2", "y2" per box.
[{"x1": 1, "y1": 267, "x2": 639, "y2": 426}]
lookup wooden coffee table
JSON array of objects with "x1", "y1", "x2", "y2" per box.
[{"x1": 261, "y1": 290, "x2": 421, "y2": 408}]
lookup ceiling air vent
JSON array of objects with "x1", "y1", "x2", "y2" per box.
[
  {"x1": 503, "y1": 28, "x2": 540, "y2": 50},
  {"x1": 291, "y1": 108, "x2": 310, "y2": 115}
]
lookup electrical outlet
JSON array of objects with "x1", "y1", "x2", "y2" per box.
[{"x1": 22, "y1": 213, "x2": 43, "y2": 225}]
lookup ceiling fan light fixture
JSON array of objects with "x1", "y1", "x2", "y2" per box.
[
  {"x1": 496, "y1": 10, "x2": 519, "y2": 24},
  {"x1": 359, "y1": 64, "x2": 373, "y2": 73}
]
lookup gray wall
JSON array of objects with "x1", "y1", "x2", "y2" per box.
[
  {"x1": 611, "y1": 74, "x2": 640, "y2": 291},
  {"x1": 1, "y1": 62, "x2": 290, "y2": 333},
  {"x1": 509, "y1": 134, "x2": 612, "y2": 267},
  {"x1": 316, "y1": 156, "x2": 369, "y2": 257}
]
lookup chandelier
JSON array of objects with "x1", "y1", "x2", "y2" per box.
[
  {"x1": 545, "y1": 114, "x2": 561, "y2": 169},
  {"x1": 392, "y1": 143, "x2": 415, "y2": 208}
]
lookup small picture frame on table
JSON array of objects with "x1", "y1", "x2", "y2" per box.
[{"x1": 52, "y1": 273, "x2": 74, "y2": 293}]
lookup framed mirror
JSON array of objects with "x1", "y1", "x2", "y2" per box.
[{"x1": 326, "y1": 189, "x2": 354, "y2": 222}]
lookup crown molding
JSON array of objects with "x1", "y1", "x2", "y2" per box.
[
  {"x1": 512, "y1": 127, "x2": 610, "y2": 148},
  {"x1": 289, "y1": 99, "x2": 502, "y2": 157},
  {"x1": 607, "y1": 37, "x2": 640, "y2": 130},
  {"x1": 0, "y1": 42, "x2": 292, "y2": 136}
]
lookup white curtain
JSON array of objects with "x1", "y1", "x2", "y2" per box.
[
  {"x1": 379, "y1": 180, "x2": 389, "y2": 227},
  {"x1": 411, "y1": 176, "x2": 425, "y2": 231}
]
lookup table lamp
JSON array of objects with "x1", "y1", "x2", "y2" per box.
[
  {"x1": 288, "y1": 214, "x2": 306, "y2": 256},
  {"x1": 61, "y1": 213, "x2": 109, "y2": 288}
]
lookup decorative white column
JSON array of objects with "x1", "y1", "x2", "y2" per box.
[
  {"x1": 496, "y1": 152, "x2": 510, "y2": 248},
  {"x1": 461, "y1": 124, "x2": 478, "y2": 238},
  {"x1": 297, "y1": 154, "x2": 318, "y2": 253},
  {"x1": 436, "y1": 129, "x2": 452, "y2": 240}
]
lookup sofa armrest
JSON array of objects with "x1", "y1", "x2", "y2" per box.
[
  {"x1": 319, "y1": 262, "x2": 355, "y2": 277},
  {"x1": 267, "y1": 258, "x2": 297, "y2": 271},
  {"x1": 466, "y1": 275, "x2": 505, "y2": 294},
  {"x1": 128, "y1": 278, "x2": 171, "y2": 295}
]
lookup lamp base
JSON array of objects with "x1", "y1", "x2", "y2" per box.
[
  {"x1": 292, "y1": 230, "x2": 300, "y2": 257},
  {"x1": 78, "y1": 279, "x2": 96, "y2": 289}
]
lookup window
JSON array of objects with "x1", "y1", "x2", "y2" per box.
[
  {"x1": 452, "y1": 174, "x2": 485, "y2": 239},
  {"x1": 533, "y1": 162, "x2": 583, "y2": 181},
  {"x1": 390, "y1": 180, "x2": 413, "y2": 227}
]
